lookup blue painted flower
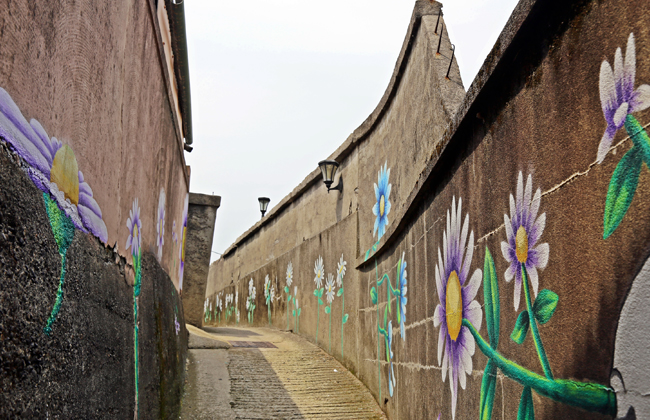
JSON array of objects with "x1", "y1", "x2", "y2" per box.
[
  {"x1": 598, "y1": 33, "x2": 650, "y2": 163},
  {"x1": 433, "y1": 197, "x2": 483, "y2": 420},
  {"x1": 0, "y1": 87, "x2": 107, "y2": 242},
  {"x1": 387, "y1": 320, "x2": 396, "y2": 397},
  {"x1": 398, "y1": 251, "x2": 408, "y2": 341},
  {"x1": 372, "y1": 162, "x2": 392, "y2": 239},
  {"x1": 126, "y1": 198, "x2": 142, "y2": 257}
]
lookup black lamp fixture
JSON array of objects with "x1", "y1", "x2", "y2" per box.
[
  {"x1": 318, "y1": 160, "x2": 343, "y2": 193},
  {"x1": 258, "y1": 197, "x2": 271, "y2": 218}
]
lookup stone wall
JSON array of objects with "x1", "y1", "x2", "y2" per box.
[
  {"x1": 0, "y1": 1, "x2": 189, "y2": 418},
  {"x1": 207, "y1": 0, "x2": 650, "y2": 419}
]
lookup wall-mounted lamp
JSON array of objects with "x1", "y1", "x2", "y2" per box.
[
  {"x1": 258, "y1": 197, "x2": 271, "y2": 218},
  {"x1": 318, "y1": 160, "x2": 343, "y2": 193}
]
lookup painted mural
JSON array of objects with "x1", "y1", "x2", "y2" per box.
[{"x1": 313, "y1": 255, "x2": 325, "y2": 345}]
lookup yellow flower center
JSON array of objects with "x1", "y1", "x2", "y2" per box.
[
  {"x1": 515, "y1": 226, "x2": 528, "y2": 263},
  {"x1": 159, "y1": 219, "x2": 163, "y2": 237},
  {"x1": 134, "y1": 224, "x2": 139, "y2": 243},
  {"x1": 380, "y1": 195, "x2": 385, "y2": 217},
  {"x1": 50, "y1": 145, "x2": 79, "y2": 205},
  {"x1": 446, "y1": 270, "x2": 463, "y2": 341},
  {"x1": 181, "y1": 226, "x2": 187, "y2": 262}
]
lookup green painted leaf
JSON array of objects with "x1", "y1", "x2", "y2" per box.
[
  {"x1": 342, "y1": 314, "x2": 349, "y2": 324},
  {"x1": 483, "y1": 247, "x2": 500, "y2": 349},
  {"x1": 603, "y1": 147, "x2": 642, "y2": 239},
  {"x1": 480, "y1": 359, "x2": 497, "y2": 420},
  {"x1": 337, "y1": 288, "x2": 344, "y2": 297},
  {"x1": 511, "y1": 310, "x2": 530, "y2": 345},
  {"x1": 319, "y1": 288, "x2": 324, "y2": 297},
  {"x1": 532, "y1": 289, "x2": 558, "y2": 324},
  {"x1": 314, "y1": 289, "x2": 319, "y2": 297},
  {"x1": 318, "y1": 298, "x2": 323, "y2": 305},
  {"x1": 288, "y1": 295, "x2": 292, "y2": 302},
  {"x1": 325, "y1": 306, "x2": 331, "y2": 314},
  {"x1": 625, "y1": 114, "x2": 650, "y2": 166},
  {"x1": 517, "y1": 386, "x2": 534, "y2": 420},
  {"x1": 284, "y1": 286, "x2": 289, "y2": 293},
  {"x1": 371, "y1": 287, "x2": 378, "y2": 305},
  {"x1": 297, "y1": 308, "x2": 301, "y2": 316},
  {"x1": 292, "y1": 310, "x2": 296, "y2": 316}
]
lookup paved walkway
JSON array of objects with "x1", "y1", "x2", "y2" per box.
[{"x1": 180, "y1": 326, "x2": 386, "y2": 420}]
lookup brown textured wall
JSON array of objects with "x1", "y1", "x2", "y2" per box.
[{"x1": 207, "y1": 0, "x2": 650, "y2": 419}]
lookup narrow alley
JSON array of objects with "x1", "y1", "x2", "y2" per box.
[{"x1": 181, "y1": 326, "x2": 387, "y2": 419}]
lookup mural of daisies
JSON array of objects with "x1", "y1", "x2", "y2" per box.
[
  {"x1": 397, "y1": 251, "x2": 408, "y2": 340},
  {"x1": 313, "y1": 256, "x2": 325, "y2": 344},
  {"x1": 372, "y1": 161, "x2": 392, "y2": 239},
  {"x1": 433, "y1": 197, "x2": 482, "y2": 420},
  {"x1": 156, "y1": 189, "x2": 165, "y2": 262},
  {"x1": 501, "y1": 172, "x2": 549, "y2": 311},
  {"x1": 247, "y1": 278, "x2": 256, "y2": 324}
]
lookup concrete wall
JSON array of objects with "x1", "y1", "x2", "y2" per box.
[
  {"x1": 0, "y1": 1, "x2": 189, "y2": 418},
  {"x1": 207, "y1": 0, "x2": 650, "y2": 419}
]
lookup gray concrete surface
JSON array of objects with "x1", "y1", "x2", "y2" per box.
[{"x1": 180, "y1": 327, "x2": 386, "y2": 419}]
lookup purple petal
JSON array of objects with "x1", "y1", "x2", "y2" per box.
[
  {"x1": 464, "y1": 300, "x2": 482, "y2": 331},
  {"x1": 504, "y1": 262, "x2": 516, "y2": 282},
  {"x1": 523, "y1": 173, "x2": 532, "y2": 225},
  {"x1": 78, "y1": 186, "x2": 102, "y2": 219},
  {"x1": 460, "y1": 230, "x2": 474, "y2": 283},
  {"x1": 614, "y1": 46, "x2": 626, "y2": 102},
  {"x1": 530, "y1": 242, "x2": 549, "y2": 270},
  {"x1": 78, "y1": 204, "x2": 108, "y2": 243},
  {"x1": 528, "y1": 212, "x2": 546, "y2": 245},
  {"x1": 462, "y1": 269, "x2": 482, "y2": 304},
  {"x1": 600, "y1": 60, "x2": 618, "y2": 122},
  {"x1": 623, "y1": 33, "x2": 636, "y2": 99}
]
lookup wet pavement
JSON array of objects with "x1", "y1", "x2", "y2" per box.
[{"x1": 180, "y1": 326, "x2": 386, "y2": 420}]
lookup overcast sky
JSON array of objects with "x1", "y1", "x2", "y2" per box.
[{"x1": 183, "y1": 0, "x2": 520, "y2": 262}]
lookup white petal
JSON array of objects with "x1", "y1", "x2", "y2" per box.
[
  {"x1": 534, "y1": 242, "x2": 549, "y2": 269},
  {"x1": 451, "y1": 198, "x2": 457, "y2": 249},
  {"x1": 460, "y1": 214, "x2": 469, "y2": 261},
  {"x1": 465, "y1": 300, "x2": 483, "y2": 332},
  {"x1": 514, "y1": 277, "x2": 522, "y2": 311},
  {"x1": 524, "y1": 173, "x2": 533, "y2": 220},
  {"x1": 464, "y1": 269, "x2": 482, "y2": 302},
  {"x1": 597, "y1": 128, "x2": 615, "y2": 164},
  {"x1": 529, "y1": 188, "x2": 541, "y2": 227},
  {"x1": 600, "y1": 60, "x2": 617, "y2": 109},
  {"x1": 504, "y1": 214, "x2": 514, "y2": 242},
  {"x1": 625, "y1": 33, "x2": 636, "y2": 88},
  {"x1": 437, "y1": 248, "x2": 444, "y2": 297},
  {"x1": 434, "y1": 304, "x2": 444, "y2": 327},
  {"x1": 441, "y1": 341, "x2": 448, "y2": 381},
  {"x1": 443, "y1": 228, "x2": 448, "y2": 268},
  {"x1": 528, "y1": 266, "x2": 539, "y2": 297},
  {"x1": 613, "y1": 102, "x2": 629, "y2": 127},
  {"x1": 501, "y1": 241, "x2": 513, "y2": 263},
  {"x1": 531, "y1": 212, "x2": 546, "y2": 245},
  {"x1": 509, "y1": 194, "x2": 516, "y2": 222},
  {"x1": 614, "y1": 46, "x2": 624, "y2": 90},
  {"x1": 458, "y1": 365, "x2": 467, "y2": 390},
  {"x1": 462, "y1": 231, "x2": 475, "y2": 281},
  {"x1": 505, "y1": 263, "x2": 515, "y2": 282}
]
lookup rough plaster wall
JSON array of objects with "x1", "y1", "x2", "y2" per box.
[{"x1": 0, "y1": 0, "x2": 188, "y2": 288}]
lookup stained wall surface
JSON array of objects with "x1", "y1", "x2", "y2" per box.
[
  {"x1": 207, "y1": 0, "x2": 650, "y2": 419},
  {"x1": 0, "y1": 0, "x2": 189, "y2": 418}
]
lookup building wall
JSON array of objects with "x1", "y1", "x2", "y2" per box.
[
  {"x1": 0, "y1": 0, "x2": 189, "y2": 417},
  {"x1": 207, "y1": 0, "x2": 650, "y2": 419}
]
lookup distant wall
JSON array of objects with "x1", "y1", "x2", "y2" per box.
[
  {"x1": 207, "y1": 0, "x2": 650, "y2": 419},
  {"x1": 0, "y1": 1, "x2": 189, "y2": 418}
]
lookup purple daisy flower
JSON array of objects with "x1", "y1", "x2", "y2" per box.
[
  {"x1": 398, "y1": 251, "x2": 408, "y2": 341},
  {"x1": 126, "y1": 198, "x2": 142, "y2": 257},
  {"x1": 387, "y1": 320, "x2": 396, "y2": 397},
  {"x1": 0, "y1": 87, "x2": 107, "y2": 242},
  {"x1": 597, "y1": 33, "x2": 650, "y2": 163},
  {"x1": 433, "y1": 196, "x2": 483, "y2": 420},
  {"x1": 156, "y1": 189, "x2": 166, "y2": 262},
  {"x1": 178, "y1": 194, "x2": 189, "y2": 291},
  {"x1": 501, "y1": 172, "x2": 549, "y2": 311}
]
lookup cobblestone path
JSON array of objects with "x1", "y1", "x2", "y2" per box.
[{"x1": 180, "y1": 326, "x2": 386, "y2": 420}]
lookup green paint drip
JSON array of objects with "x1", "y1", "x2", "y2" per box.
[{"x1": 42, "y1": 193, "x2": 76, "y2": 336}]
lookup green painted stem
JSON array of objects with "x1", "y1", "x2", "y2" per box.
[
  {"x1": 329, "y1": 307, "x2": 332, "y2": 352},
  {"x1": 44, "y1": 253, "x2": 67, "y2": 335},
  {"x1": 625, "y1": 115, "x2": 650, "y2": 164},
  {"x1": 522, "y1": 264, "x2": 553, "y2": 379},
  {"x1": 316, "y1": 296, "x2": 320, "y2": 345},
  {"x1": 287, "y1": 295, "x2": 290, "y2": 330},
  {"x1": 375, "y1": 261, "x2": 381, "y2": 402},
  {"x1": 463, "y1": 319, "x2": 616, "y2": 416},
  {"x1": 341, "y1": 292, "x2": 345, "y2": 358}
]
